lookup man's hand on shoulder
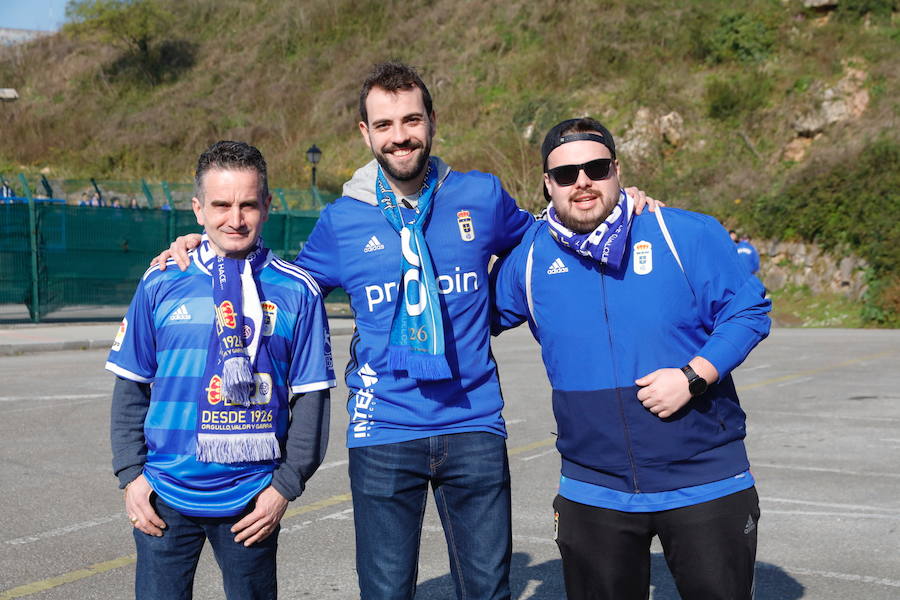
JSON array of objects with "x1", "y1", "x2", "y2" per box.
[
  {"x1": 151, "y1": 233, "x2": 203, "y2": 271},
  {"x1": 231, "y1": 486, "x2": 289, "y2": 547},
  {"x1": 124, "y1": 474, "x2": 167, "y2": 536},
  {"x1": 625, "y1": 187, "x2": 665, "y2": 215}
]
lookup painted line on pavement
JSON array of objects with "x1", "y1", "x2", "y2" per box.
[
  {"x1": 754, "y1": 462, "x2": 900, "y2": 479},
  {"x1": 0, "y1": 393, "x2": 107, "y2": 403},
  {"x1": 762, "y1": 496, "x2": 900, "y2": 513},
  {"x1": 4, "y1": 514, "x2": 124, "y2": 546},
  {"x1": 761, "y1": 564, "x2": 900, "y2": 589},
  {"x1": 736, "y1": 350, "x2": 895, "y2": 392},
  {"x1": 762, "y1": 509, "x2": 900, "y2": 520},
  {"x1": 750, "y1": 409, "x2": 900, "y2": 423},
  {"x1": 316, "y1": 459, "x2": 349, "y2": 471},
  {"x1": 521, "y1": 448, "x2": 557, "y2": 462},
  {"x1": 0, "y1": 555, "x2": 137, "y2": 600},
  {"x1": 509, "y1": 437, "x2": 554, "y2": 456}
]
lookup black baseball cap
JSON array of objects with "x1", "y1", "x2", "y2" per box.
[{"x1": 541, "y1": 118, "x2": 616, "y2": 171}]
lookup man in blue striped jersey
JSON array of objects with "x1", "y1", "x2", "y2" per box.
[{"x1": 107, "y1": 140, "x2": 335, "y2": 599}]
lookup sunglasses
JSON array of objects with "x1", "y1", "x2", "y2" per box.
[{"x1": 546, "y1": 158, "x2": 613, "y2": 186}]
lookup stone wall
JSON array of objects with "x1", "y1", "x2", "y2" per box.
[{"x1": 756, "y1": 240, "x2": 868, "y2": 299}]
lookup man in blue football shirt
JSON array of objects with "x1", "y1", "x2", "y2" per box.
[
  {"x1": 492, "y1": 118, "x2": 771, "y2": 600},
  {"x1": 108, "y1": 140, "x2": 335, "y2": 599},
  {"x1": 154, "y1": 64, "x2": 656, "y2": 599},
  {"x1": 731, "y1": 229, "x2": 761, "y2": 275}
]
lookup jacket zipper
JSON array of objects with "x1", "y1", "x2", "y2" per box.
[{"x1": 599, "y1": 264, "x2": 641, "y2": 493}]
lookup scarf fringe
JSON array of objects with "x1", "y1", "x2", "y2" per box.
[
  {"x1": 223, "y1": 356, "x2": 254, "y2": 408},
  {"x1": 196, "y1": 433, "x2": 281, "y2": 463},
  {"x1": 389, "y1": 345, "x2": 453, "y2": 380}
]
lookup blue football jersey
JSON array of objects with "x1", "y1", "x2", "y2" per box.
[
  {"x1": 297, "y1": 168, "x2": 533, "y2": 448},
  {"x1": 106, "y1": 252, "x2": 335, "y2": 517}
]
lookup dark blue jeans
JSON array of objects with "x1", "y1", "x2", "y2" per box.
[
  {"x1": 133, "y1": 495, "x2": 278, "y2": 600},
  {"x1": 349, "y1": 431, "x2": 512, "y2": 600}
]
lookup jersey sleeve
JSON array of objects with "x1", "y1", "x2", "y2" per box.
[
  {"x1": 287, "y1": 289, "x2": 337, "y2": 394},
  {"x1": 490, "y1": 224, "x2": 537, "y2": 336},
  {"x1": 294, "y1": 205, "x2": 341, "y2": 294},
  {"x1": 686, "y1": 216, "x2": 771, "y2": 379},
  {"x1": 105, "y1": 276, "x2": 158, "y2": 382},
  {"x1": 491, "y1": 177, "x2": 535, "y2": 256}
]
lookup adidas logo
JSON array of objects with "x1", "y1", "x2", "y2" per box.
[
  {"x1": 743, "y1": 514, "x2": 756, "y2": 534},
  {"x1": 363, "y1": 236, "x2": 385, "y2": 253},
  {"x1": 547, "y1": 258, "x2": 569, "y2": 274},
  {"x1": 169, "y1": 304, "x2": 192, "y2": 321}
]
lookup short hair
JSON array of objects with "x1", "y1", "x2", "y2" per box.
[
  {"x1": 194, "y1": 140, "x2": 268, "y2": 201},
  {"x1": 359, "y1": 62, "x2": 433, "y2": 125}
]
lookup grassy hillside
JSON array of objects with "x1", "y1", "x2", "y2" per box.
[{"x1": 1, "y1": 0, "x2": 898, "y2": 320}]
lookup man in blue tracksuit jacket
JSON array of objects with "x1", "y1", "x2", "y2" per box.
[{"x1": 491, "y1": 118, "x2": 771, "y2": 600}]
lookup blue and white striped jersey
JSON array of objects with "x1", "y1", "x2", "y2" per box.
[{"x1": 106, "y1": 252, "x2": 335, "y2": 517}]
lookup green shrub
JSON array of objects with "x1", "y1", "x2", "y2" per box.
[
  {"x1": 703, "y1": 12, "x2": 775, "y2": 64},
  {"x1": 835, "y1": 0, "x2": 898, "y2": 21},
  {"x1": 747, "y1": 137, "x2": 900, "y2": 324},
  {"x1": 705, "y1": 71, "x2": 772, "y2": 120}
]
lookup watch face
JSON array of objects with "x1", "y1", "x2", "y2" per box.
[{"x1": 689, "y1": 377, "x2": 708, "y2": 396}]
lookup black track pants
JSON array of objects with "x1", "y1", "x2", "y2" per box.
[{"x1": 553, "y1": 486, "x2": 760, "y2": 600}]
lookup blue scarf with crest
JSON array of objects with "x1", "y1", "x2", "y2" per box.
[
  {"x1": 546, "y1": 189, "x2": 634, "y2": 270},
  {"x1": 195, "y1": 235, "x2": 282, "y2": 463},
  {"x1": 376, "y1": 159, "x2": 452, "y2": 381}
]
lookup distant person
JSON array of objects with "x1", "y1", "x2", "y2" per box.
[
  {"x1": 79, "y1": 192, "x2": 89, "y2": 207},
  {"x1": 1, "y1": 179, "x2": 14, "y2": 201},
  {"x1": 129, "y1": 196, "x2": 140, "y2": 209},
  {"x1": 111, "y1": 196, "x2": 122, "y2": 208},
  {"x1": 492, "y1": 118, "x2": 771, "y2": 600},
  {"x1": 106, "y1": 140, "x2": 335, "y2": 599},
  {"x1": 731, "y1": 229, "x2": 760, "y2": 275},
  {"x1": 160, "y1": 202, "x2": 172, "y2": 211},
  {"x1": 89, "y1": 192, "x2": 101, "y2": 207}
]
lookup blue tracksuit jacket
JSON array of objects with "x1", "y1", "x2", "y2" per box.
[{"x1": 491, "y1": 207, "x2": 771, "y2": 494}]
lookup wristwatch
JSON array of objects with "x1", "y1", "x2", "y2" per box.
[{"x1": 681, "y1": 365, "x2": 708, "y2": 396}]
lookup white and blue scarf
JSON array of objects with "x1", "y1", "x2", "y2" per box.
[
  {"x1": 546, "y1": 189, "x2": 634, "y2": 270},
  {"x1": 377, "y1": 159, "x2": 452, "y2": 381},
  {"x1": 196, "y1": 235, "x2": 282, "y2": 463}
]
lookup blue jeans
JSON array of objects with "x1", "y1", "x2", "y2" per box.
[
  {"x1": 349, "y1": 431, "x2": 512, "y2": 600},
  {"x1": 133, "y1": 495, "x2": 278, "y2": 600}
]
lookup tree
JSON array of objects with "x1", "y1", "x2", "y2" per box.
[{"x1": 65, "y1": 0, "x2": 175, "y2": 82}]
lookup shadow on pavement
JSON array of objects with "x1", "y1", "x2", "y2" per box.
[{"x1": 415, "y1": 552, "x2": 803, "y2": 599}]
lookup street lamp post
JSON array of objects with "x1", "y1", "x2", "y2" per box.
[
  {"x1": 305, "y1": 144, "x2": 323, "y2": 208},
  {"x1": 305, "y1": 144, "x2": 322, "y2": 188}
]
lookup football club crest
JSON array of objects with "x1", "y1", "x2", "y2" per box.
[
  {"x1": 215, "y1": 300, "x2": 237, "y2": 334},
  {"x1": 248, "y1": 373, "x2": 273, "y2": 405},
  {"x1": 111, "y1": 318, "x2": 127, "y2": 352},
  {"x1": 633, "y1": 241, "x2": 653, "y2": 275},
  {"x1": 206, "y1": 374, "x2": 223, "y2": 405},
  {"x1": 262, "y1": 301, "x2": 278, "y2": 336},
  {"x1": 457, "y1": 210, "x2": 475, "y2": 242}
]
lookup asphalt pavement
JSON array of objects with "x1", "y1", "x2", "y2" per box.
[{"x1": 0, "y1": 320, "x2": 898, "y2": 599}]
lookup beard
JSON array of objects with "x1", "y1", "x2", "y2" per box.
[
  {"x1": 373, "y1": 136, "x2": 433, "y2": 182},
  {"x1": 554, "y1": 190, "x2": 616, "y2": 234}
]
